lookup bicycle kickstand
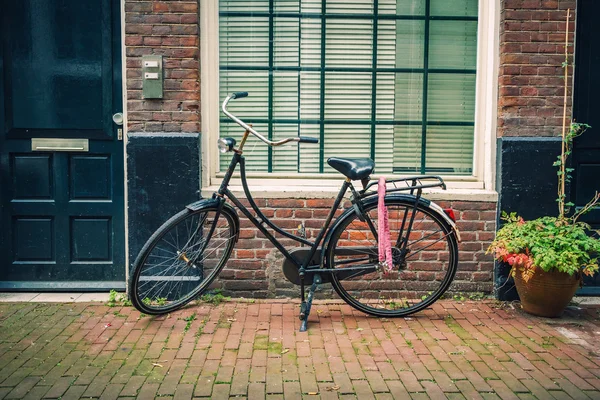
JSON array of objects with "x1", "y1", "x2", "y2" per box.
[{"x1": 299, "y1": 274, "x2": 321, "y2": 332}]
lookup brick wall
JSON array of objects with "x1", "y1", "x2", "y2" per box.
[
  {"x1": 498, "y1": 0, "x2": 577, "y2": 137},
  {"x1": 213, "y1": 199, "x2": 496, "y2": 299},
  {"x1": 124, "y1": 0, "x2": 200, "y2": 133}
]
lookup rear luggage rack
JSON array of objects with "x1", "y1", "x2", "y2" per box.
[{"x1": 360, "y1": 175, "x2": 446, "y2": 196}]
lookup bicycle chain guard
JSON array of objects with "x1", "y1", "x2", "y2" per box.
[
  {"x1": 282, "y1": 247, "x2": 388, "y2": 285},
  {"x1": 281, "y1": 248, "x2": 324, "y2": 285}
]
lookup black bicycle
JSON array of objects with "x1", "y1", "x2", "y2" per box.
[{"x1": 129, "y1": 92, "x2": 460, "y2": 331}]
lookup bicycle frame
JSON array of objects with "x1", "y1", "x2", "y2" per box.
[
  {"x1": 216, "y1": 150, "x2": 353, "y2": 275},
  {"x1": 212, "y1": 129, "x2": 453, "y2": 281}
]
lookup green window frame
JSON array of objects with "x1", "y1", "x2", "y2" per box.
[{"x1": 219, "y1": 0, "x2": 478, "y2": 176}]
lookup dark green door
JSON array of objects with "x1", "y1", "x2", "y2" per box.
[
  {"x1": 0, "y1": 0, "x2": 125, "y2": 290},
  {"x1": 573, "y1": 0, "x2": 600, "y2": 293}
]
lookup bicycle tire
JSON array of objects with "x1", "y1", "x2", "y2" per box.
[
  {"x1": 129, "y1": 205, "x2": 238, "y2": 315},
  {"x1": 326, "y1": 196, "x2": 459, "y2": 317}
]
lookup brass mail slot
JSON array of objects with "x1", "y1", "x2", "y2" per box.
[{"x1": 32, "y1": 138, "x2": 89, "y2": 152}]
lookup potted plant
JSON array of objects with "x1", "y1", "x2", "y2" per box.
[
  {"x1": 489, "y1": 206, "x2": 600, "y2": 317},
  {"x1": 488, "y1": 9, "x2": 600, "y2": 317}
]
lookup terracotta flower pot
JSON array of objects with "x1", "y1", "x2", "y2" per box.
[{"x1": 513, "y1": 267, "x2": 580, "y2": 318}]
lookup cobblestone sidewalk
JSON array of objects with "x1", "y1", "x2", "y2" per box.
[{"x1": 0, "y1": 299, "x2": 599, "y2": 399}]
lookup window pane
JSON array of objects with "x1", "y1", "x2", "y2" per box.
[
  {"x1": 220, "y1": 0, "x2": 268, "y2": 12},
  {"x1": 393, "y1": 125, "x2": 422, "y2": 173},
  {"x1": 327, "y1": 0, "x2": 372, "y2": 14},
  {"x1": 376, "y1": 73, "x2": 423, "y2": 121},
  {"x1": 395, "y1": 21, "x2": 425, "y2": 69},
  {"x1": 429, "y1": 21, "x2": 478, "y2": 70},
  {"x1": 425, "y1": 126, "x2": 474, "y2": 174},
  {"x1": 395, "y1": 73, "x2": 424, "y2": 121},
  {"x1": 325, "y1": 72, "x2": 372, "y2": 120},
  {"x1": 274, "y1": 18, "x2": 300, "y2": 67},
  {"x1": 379, "y1": 0, "x2": 426, "y2": 15},
  {"x1": 326, "y1": 19, "x2": 373, "y2": 68},
  {"x1": 430, "y1": 0, "x2": 478, "y2": 17},
  {"x1": 375, "y1": 73, "x2": 396, "y2": 120},
  {"x1": 219, "y1": 17, "x2": 269, "y2": 67},
  {"x1": 300, "y1": 19, "x2": 321, "y2": 67},
  {"x1": 274, "y1": 0, "x2": 299, "y2": 12},
  {"x1": 427, "y1": 73, "x2": 476, "y2": 122},
  {"x1": 300, "y1": 72, "x2": 321, "y2": 120},
  {"x1": 377, "y1": 20, "x2": 398, "y2": 69},
  {"x1": 299, "y1": 124, "x2": 320, "y2": 173},
  {"x1": 300, "y1": 0, "x2": 321, "y2": 13},
  {"x1": 377, "y1": 20, "x2": 425, "y2": 69},
  {"x1": 273, "y1": 72, "x2": 299, "y2": 119},
  {"x1": 375, "y1": 126, "x2": 395, "y2": 174}
]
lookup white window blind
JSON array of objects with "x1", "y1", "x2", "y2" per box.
[{"x1": 219, "y1": 0, "x2": 478, "y2": 175}]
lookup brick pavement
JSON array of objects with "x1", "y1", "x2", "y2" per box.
[{"x1": 0, "y1": 299, "x2": 599, "y2": 399}]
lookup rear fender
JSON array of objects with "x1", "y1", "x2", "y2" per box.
[
  {"x1": 357, "y1": 192, "x2": 432, "y2": 210},
  {"x1": 427, "y1": 201, "x2": 461, "y2": 242}
]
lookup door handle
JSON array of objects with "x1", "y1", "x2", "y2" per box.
[{"x1": 112, "y1": 112, "x2": 124, "y2": 126}]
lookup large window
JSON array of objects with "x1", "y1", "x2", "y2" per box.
[{"x1": 218, "y1": 0, "x2": 478, "y2": 176}]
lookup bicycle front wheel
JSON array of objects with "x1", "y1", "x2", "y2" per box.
[
  {"x1": 129, "y1": 205, "x2": 237, "y2": 315},
  {"x1": 326, "y1": 197, "x2": 458, "y2": 317}
]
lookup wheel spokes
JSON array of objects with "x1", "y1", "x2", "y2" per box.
[
  {"x1": 136, "y1": 210, "x2": 235, "y2": 309},
  {"x1": 331, "y1": 202, "x2": 456, "y2": 314}
]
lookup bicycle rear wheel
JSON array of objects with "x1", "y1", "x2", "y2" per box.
[
  {"x1": 129, "y1": 205, "x2": 237, "y2": 315},
  {"x1": 326, "y1": 196, "x2": 458, "y2": 317}
]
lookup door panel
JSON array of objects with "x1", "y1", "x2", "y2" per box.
[
  {"x1": 573, "y1": 0, "x2": 600, "y2": 292},
  {"x1": 4, "y1": 1, "x2": 113, "y2": 140},
  {"x1": 0, "y1": 0, "x2": 124, "y2": 289}
]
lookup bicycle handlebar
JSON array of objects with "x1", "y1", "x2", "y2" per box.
[
  {"x1": 299, "y1": 136, "x2": 319, "y2": 144},
  {"x1": 222, "y1": 92, "x2": 319, "y2": 147}
]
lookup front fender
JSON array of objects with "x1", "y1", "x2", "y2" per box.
[
  {"x1": 185, "y1": 197, "x2": 241, "y2": 242},
  {"x1": 186, "y1": 197, "x2": 221, "y2": 211}
]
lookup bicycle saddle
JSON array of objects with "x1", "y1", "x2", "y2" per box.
[{"x1": 327, "y1": 157, "x2": 375, "y2": 181}]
